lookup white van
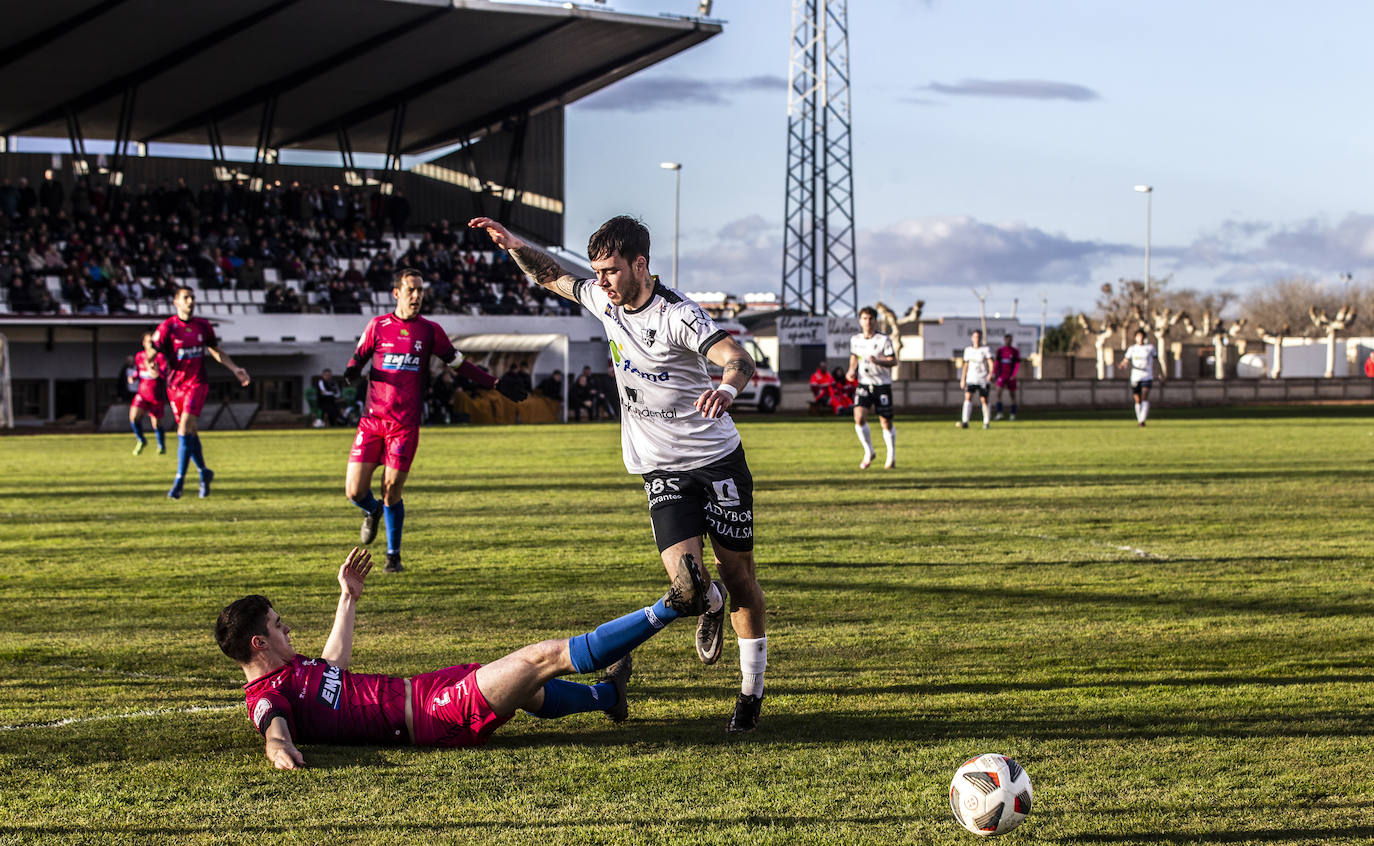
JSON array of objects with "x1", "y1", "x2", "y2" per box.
[{"x1": 711, "y1": 321, "x2": 782, "y2": 413}]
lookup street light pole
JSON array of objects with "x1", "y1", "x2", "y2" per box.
[
  {"x1": 660, "y1": 162, "x2": 682, "y2": 288},
  {"x1": 1134, "y1": 184, "x2": 1153, "y2": 315}
]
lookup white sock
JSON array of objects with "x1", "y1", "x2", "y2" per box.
[
  {"x1": 1140, "y1": 400, "x2": 1150, "y2": 422},
  {"x1": 855, "y1": 422, "x2": 874, "y2": 456},
  {"x1": 882, "y1": 427, "x2": 895, "y2": 461},
  {"x1": 982, "y1": 403, "x2": 990, "y2": 424},
  {"x1": 1134, "y1": 402, "x2": 1142, "y2": 422},
  {"x1": 961, "y1": 400, "x2": 971, "y2": 423},
  {"x1": 738, "y1": 635, "x2": 767, "y2": 698},
  {"x1": 706, "y1": 580, "x2": 724, "y2": 615}
]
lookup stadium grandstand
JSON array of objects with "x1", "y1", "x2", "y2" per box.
[{"x1": 0, "y1": 0, "x2": 721, "y2": 426}]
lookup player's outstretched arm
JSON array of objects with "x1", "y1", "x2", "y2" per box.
[
  {"x1": 469, "y1": 217, "x2": 581, "y2": 303},
  {"x1": 321, "y1": 547, "x2": 372, "y2": 670},
  {"x1": 207, "y1": 346, "x2": 251, "y2": 387},
  {"x1": 696, "y1": 336, "x2": 755, "y2": 419},
  {"x1": 846, "y1": 353, "x2": 859, "y2": 383},
  {"x1": 264, "y1": 716, "x2": 305, "y2": 770}
]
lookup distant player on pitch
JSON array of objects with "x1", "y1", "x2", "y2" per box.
[
  {"x1": 1121, "y1": 328, "x2": 1165, "y2": 426},
  {"x1": 959, "y1": 329, "x2": 995, "y2": 429},
  {"x1": 217, "y1": 546, "x2": 708, "y2": 769},
  {"x1": 152, "y1": 287, "x2": 251, "y2": 498},
  {"x1": 339, "y1": 268, "x2": 526, "y2": 573},
  {"x1": 469, "y1": 215, "x2": 769, "y2": 733},
  {"x1": 847, "y1": 306, "x2": 898, "y2": 469},
  {"x1": 993, "y1": 333, "x2": 1022, "y2": 421},
  {"x1": 129, "y1": 332, "x2": 168, "y2": 456}
]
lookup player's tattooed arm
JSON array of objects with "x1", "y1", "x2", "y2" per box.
[
  {"x1": 722, "y1": 355, "x2": 756, "y2": 386},
  {"x1": 510, "y1": 246, "x2": 580, "y2": 301}
]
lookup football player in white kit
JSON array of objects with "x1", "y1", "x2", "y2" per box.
[
  {"x1": 959, "y1": 330, "x2": 995, "y2": 429},
  {"x1": 468, "y1": 215, "x2": 768, "y2": 733},
  {"x1": 1122, "y1": 328, "x2": 1165, "y2": 426},
  {"x1": 846, "y1": 306, "x2": 898, "y2": 469}
]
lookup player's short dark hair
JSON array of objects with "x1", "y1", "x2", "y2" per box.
[
  {"x1": 859, "y1": 306, "x2": 877, "y2": 319},
  {"x1": 587, "y1": 216, "x2": 650, "y2": 264},
  {"x1": 1134, "y1": 327, "x2": 1147, "y2": 338},
  {"x1": 215, "y1": 595, "x2": 273, "y2": 664},
  {"x1": 393, "y1": 268, "x2": 423, "y2": 289},
  {"x1": 174, "y1": 285, "x2": 194, "y2": 298}
]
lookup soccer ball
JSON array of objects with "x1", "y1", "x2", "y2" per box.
[{"x1": 949, "y1": 753, "x2": 1033, "y2": 837}]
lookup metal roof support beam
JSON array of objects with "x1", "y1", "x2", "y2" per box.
[
  {"x1": 382, "y1": 102, "x2": 407, "y2": 184},
  {"x1": 497, "y1": 114, "x2": 529, "y2": 224},
  {"x1": 336, "y1": 125, "x2": 356, "y2": 173},
  {"x1": 141, "y1": 6, "x2": 448, "y2": 144},
  {"x1": 273, "y1": 20, "x2": 576, "y2": 150},
  {"x1": 0, "y1": 0, "x2": 133, "y2": 72},
  {"x1": 249, "y1": 95, "x2": 278, "y2": 184},
  {"x1": 1, "y1": 0, "x2": 303, "y2": 137},
  {"x1": 65, "y1": 109, "x2": 92, "y2": 192},
  {"x1": 400, "y1": 30, "x2": 697, "y2": 155},
  {"x1": 108, "y1": 85, "x2": 138, "y2": 201}
]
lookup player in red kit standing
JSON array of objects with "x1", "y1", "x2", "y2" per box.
[
  {"x1": 129, "y1": 332, "x2": 168, "y2": 456},
  {"x1": 993, "y1": 333, "x2": 1022, "y2": 421},
  {"x1": 340, "y1": 268, "x2": 525, "y2": 573},
  {"x1": 152, "y1": 287, "x2": 251, "y2": 499}
]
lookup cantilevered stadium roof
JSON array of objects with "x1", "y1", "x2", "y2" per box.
[{"x1": 0, "y1": 0, "x2": 720, "y2": 155}]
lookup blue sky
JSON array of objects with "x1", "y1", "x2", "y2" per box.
[{"x1": 563, "y1": 0, "x2": 1374, "y2": 320}]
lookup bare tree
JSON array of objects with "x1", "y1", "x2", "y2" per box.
[
  {"x1": 1145, "y1": 307, "x2": 1185, "y2": 377},
  {"x1": 1256, "y1": 323, "x2": 1290, "y2": 378},
  {"x1": 1078, "y1": 313, "x2": 1119, "y2": 379},
  {"x1": 1309, "y1": 304, "x2": 1357, "y2": 378},
  {"x1": 1241, "y1": 277, "x2": 1346, "y2": 338},
  {"x1": 874, "y1": 301, "x2": 904, "y2": 362}
]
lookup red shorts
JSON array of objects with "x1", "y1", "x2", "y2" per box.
[
  {"x1": 996, "y1": 376, "x2": 1018, "y2": 392},
  {"x1": 350, "y1": 417, "x2": 420, "y2": 472},
  {"x1": 131, "y1": 395, "x2": 164, "y2": 418},
  {"x1": 409, "y1": 663, "x2": 512, "y2": 748},
  {"x1": 167, "y1": 383, "x2": 209, "y2": 420}
]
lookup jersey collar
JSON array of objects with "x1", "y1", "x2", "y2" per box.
[{"x1": 624, "y1": 282, "x2": 666, "y2": 315}]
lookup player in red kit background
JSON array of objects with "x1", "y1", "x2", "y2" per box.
[
  {"x1": 216, "y1": 546, "x2": 708, "y2": 768},
  {"x1": 993, "y1": 333, "x2": 1022, "y2": 421},
  {"x1": 129, "y1": 332, "x2": 168, "y2": 456},
  {"x1": 340, "y1": 269, "x2": 526, "y2": 573},
  {"x1": 151, "y1": 287, "x2": 251, "y2": 499}
]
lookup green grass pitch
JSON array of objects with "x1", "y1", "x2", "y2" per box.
[{"x1": 1, "y1": 410, "x2": 1372, "y2": 844}]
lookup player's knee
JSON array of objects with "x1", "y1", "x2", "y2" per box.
[{"x1": 524, "y1": 639, "x2": 570, "y2": 674}]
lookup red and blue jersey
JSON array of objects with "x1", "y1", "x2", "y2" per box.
[
  {"x1": 151, "y1": 315, "x2": 219, "y2": 391},
  {"x1": 243, "y1": 654, "x2": 409, "y2": 746},
  {"x1": 995, "y1": 344, "x2": 1021, "y2": 380},
  {"x1": 134, "y1": 350, "x2": 167, "y2": 405},
  {"x1": 346, "y1": 314, "x2": 456, "y2": 428}
]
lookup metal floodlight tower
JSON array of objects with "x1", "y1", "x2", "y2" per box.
[{"x1": 781, "y1": 0, "x2": 857, "y2": 317}]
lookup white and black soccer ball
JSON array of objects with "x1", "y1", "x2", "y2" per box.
[{"x1": 949, "y1": 753, "x2": 1033, "y2": 837}]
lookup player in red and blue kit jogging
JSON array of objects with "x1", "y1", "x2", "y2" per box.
[
  {"x1": 151, "y1": 287, "x2": 251, "y2": 499},
  {"x1": 340, "y1": 268, "x2": 526, "y2": 573},
  {"x1": 129, "y1": 332, "x2": 168, "y2": 456},
  {"x1": 216, "y1": 546, "x2": 710, "y2": 768}
]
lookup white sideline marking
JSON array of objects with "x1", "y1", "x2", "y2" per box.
[
  {"x1": 1, "y1": 703, "x2": 238, "y2": 732},
  {"x1": 972, "y1": 527, "x2": 1165, "y2": 560}
]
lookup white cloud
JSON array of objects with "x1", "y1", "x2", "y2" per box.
[{"x1": 924, "y1": 79, "x2": 1102, "y2": 102}]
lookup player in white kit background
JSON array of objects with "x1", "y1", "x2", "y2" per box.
[
  {"x1": 1122, "y1": 328, "x2": 1165, "y2": 426},
  {"x1": 467, "y1": 215, "x2": 769, "y2": 733},
  {"x1": 959, "y1": 330, "x2": 996, "y2": 429},
  {"x1": 846, "y1": 306, "x2": 898, "y2": 469}
]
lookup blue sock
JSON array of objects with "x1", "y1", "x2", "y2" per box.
[
  {"x1": 567, "y1": 602, "x2": 678, "y2": 675},
  {"x1": 351, "y1": 490, "x2": 381, "y2": 514},
  {"x1": 530, "y1": 678, "x2": 618, "y2": 718},
  {"x1": 996, "y1": 401, "x2": 1003, "y2": 413},
  {"x1": 188, "y1": 433, "x2": 207, "y2": 474},
  {"x1": 131, "y1": 420, "x2": 146, "y2": 445},
  {"x1": 1011, "y1": 404, "x2": 1018, "y2": 414},
  {"x1": 384, "y1": 500, "x2": 405, "y2": 554},
  {"x1": 154, "y1": 426, "x2": 166, "y2": 450},
  {"x1": 175, "y1": 434, "x2": 191, "y2": 479}
]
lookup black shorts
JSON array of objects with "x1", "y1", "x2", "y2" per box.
[
  {"x1": 855, "y1": 384, "x2": 894, "y2": 418},
  {"x1": 964, "y1": 383, "x2": 989, "y2": 398},
  {"x1": 642, "y1": 444, "x2": 754, "y2": 553},
  {"x1": 1131, "y1": 380, "x2": 1153, "y2": 396}
]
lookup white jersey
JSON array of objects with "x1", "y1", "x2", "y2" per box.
[
  {"x1": 849, "y1": 332, "x2": 895, "y2": 386},
  {"x1": 963, "y1": 345, "x2": 994, "y2": 385},
  {"x1": 1123, "y1": 343, "x2": 1158, "y2": 384},
  {"x1": 573, "y1": 279, "x2": 742, "y2": 474}
]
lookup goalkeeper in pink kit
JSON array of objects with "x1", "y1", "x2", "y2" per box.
[
  {"x1": 993, "y1": 333, "x2": 1021, "y2": 421},
  {"x1": 340, "y1": 268, "x2": 526, "y2": 573},
  {"x1": 217, "y1": 546, "x2": 710, "y2": 768}
]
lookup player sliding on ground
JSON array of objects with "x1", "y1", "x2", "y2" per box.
[
  {"x1": 152, "y1": 286, "x2": 251, "y2": 498},
  {"x1": 216, "y1": 547, "x2": 709, "y2": 768},
  {"x1": 847, "y1": 306, "x2": 898, "y2": 469},
  {"x1": 468, "y1": 215, "x2": 769, "y2": 733},
  {"x1": 338, "y1": 268, "x2": 527, "y2": 573}
]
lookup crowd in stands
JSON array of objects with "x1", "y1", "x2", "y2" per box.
[{"x1": 0, "y1": 173, "x2": 575, "y2": 317}]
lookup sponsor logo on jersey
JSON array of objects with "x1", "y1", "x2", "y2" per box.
[
  {"x1": 619, "y1": 358, "x2": 670, "y2": 383},
  {"x1": 622, "y1": 401, "x2": 676, "y2": 419},
  {"x1": 252, "y1": 697, "x2": 273, "y2": 728},
  {"x1": 399, "y1": 328, "x2": 410, "y2": 336},
  {"x1": 316, "y1": 665, "x2": 343, "y2": 710},
  {"x1": 380, "y1": 352, "x2": 422, "y2": 372},
  {"x1": 176, "y1": 345, "x2": 206, "y2": 360},
  {"x1": 680, "y1": 306, "x2": 710, "y2": 334}
]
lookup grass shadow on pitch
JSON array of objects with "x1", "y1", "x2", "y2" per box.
[{"x1": 1050, "y1": 826, "x2": 1374, "y2": 844}]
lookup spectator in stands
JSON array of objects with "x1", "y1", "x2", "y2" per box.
[
  {"x1": 16, "y1": 179, "x2": 36, "y2": 217},
  {"x1": 389, "y1": 190, "x2": 411, "y2": 239},
  {"x1": 570, "y1": 372, "x2": 598, "y2": 422},
  {"x1": 427, "y1": 370, "x2": 455, "y2": 424},
  {"x1": 315, "y1": 369, "x2": 344, "y2": 427},
  {"x1": 536, "y1": 369, "x2": 563, "y2": 400},
  {"x1": 39, "y1": 174, "x2": 63, "y2": 216},
  {"x1": 0, "y1": 179, "x2": 17, "y2": 218}
]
